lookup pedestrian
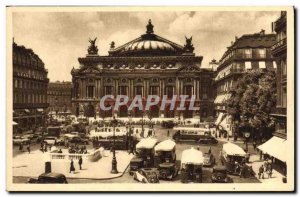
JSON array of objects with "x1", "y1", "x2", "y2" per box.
[
  {"x1": 19, "y1": 143, "x2": 23, "y2": 151},
  {"x1": 78, "y1": 156, "x2": 83, "y2": 170},
  {"x1": 70, "y1": 159, "x2": 75, "y2": 173},
  {"x1": 258, "y1": 165, "x2": 264, "y2": 179},
  {"x1": 253, "y1": 140, "x2": 257, "y2": 151},
  {"x1": 267, "y1": 162, "x2": 273, "y2": 178},
  {"x1": 27, "y1": 144, "x2": 31, "y2": 154},
  {"x1": 208, "y1": 147, "x2": 212, "y2": 154},
  {"x1": 167, "y1": 130, "x2": 170, "y2": 137},
  {"x1": 129, "y1": 143, "x2": 135, "y2": 155}
]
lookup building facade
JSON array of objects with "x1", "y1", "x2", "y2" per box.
[
  {"x1": 13, "y1": 41, "x2": 49, "y2": 130},
  {"x1": 271, "y1": 11, "x2": 287, "y2": 139},
  {"x1": 47, "y1": 81, "x2": 72, "y2": 114},
  {"x1": 71, "y1": 20, "x2": 214, "y2": 120},
  {"x1": 214, "y1": 30, "x2": 276, "y2": 136}
]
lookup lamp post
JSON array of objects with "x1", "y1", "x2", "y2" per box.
[{"x1": 111, "y1": 116, "x2": 118, "y2": 174}]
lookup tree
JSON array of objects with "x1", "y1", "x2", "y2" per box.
[{"x1": 226, "y1": 69, "x2": 276, "y2": 138}]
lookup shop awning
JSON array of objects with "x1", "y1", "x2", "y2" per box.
[
  {"x1": 37, "y1": 108, "x2": 44, "y2": 112},
  {"x1": 24, "y1": 109, "x2": 30, "y2": 113},
  {"x1": 215, "y1": 112, "x2": 224, "y2": 125},
  {"x1": 257, "y1": 136, "x2": 287, "y2": 162},
  {"x1": 13, "y1": 121, "x2": 18, "y2": 125}
]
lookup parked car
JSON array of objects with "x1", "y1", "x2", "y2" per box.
[
  {"x1": 161, "y1": 121, "x2": 175, "y2": 128},
  {"x1": 198, "y1": 136, "x2": 218, "y2": 145},
  {"x1": 129, "y1": 157, "x2": 144, "y2": 175},
  {"x1": 28, "y1": 173, "x2": 68, "y2": 184},
  {"x1": 211, "y1": 166, "x2": 228, "y2": 183},
  {"x1": 133, "y1": 168, "x2": 159, "y2": 183},
  {"x1": 43, "y1": 136, "x2": 57, "y2": 145},
  {"x1": 69, "y1": 136, "x2": 89, "y2": 145},
  {"x1": 158, "y1": 162, "x2": 178, "y2": 180},
  {"x1": 203, "y1": 152, "x2": 216, "y2": 167},
  {"x1": 13, "y1": 136, "x2": 30, "y2": 145}
]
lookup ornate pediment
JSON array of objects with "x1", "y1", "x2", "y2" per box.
[
  {"x1": 177, "y1": 65, "x2": 200, "y2": 73},
  {"x1": 79, "y1": 66, "x2": 101, "y2": 74}
]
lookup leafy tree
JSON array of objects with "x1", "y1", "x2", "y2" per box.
[{"x1": 226, "y1": 69, "x2": 276, "y2": 138}]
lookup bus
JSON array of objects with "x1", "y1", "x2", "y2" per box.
[{"x1": 172, "y1": 127, "x2": 211, "y2": 142}]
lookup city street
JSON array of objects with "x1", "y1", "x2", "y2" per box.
[{"x1": 13, "y1": 125, "x2": 261, "y2": 184}]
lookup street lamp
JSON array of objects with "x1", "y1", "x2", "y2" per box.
[{"x1": 111, "y1": 116, "x2": 118, "y2": 174}]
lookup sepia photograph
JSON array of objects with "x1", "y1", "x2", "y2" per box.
[{"x1": 6, "y1": 6, "x2": 294, "y2": 192}]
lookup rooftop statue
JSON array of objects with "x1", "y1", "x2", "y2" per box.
[
  {"x1": 88, "y1": 37, "x2": 99, "y2": 55},
  {"x1": 183, "y1": 36, "x2": 194, "y2": 53}
]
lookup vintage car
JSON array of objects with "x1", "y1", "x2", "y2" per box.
[
  {"x1": 129, "y1": 157, "x2": 144, "y2": 175},
  {"x1": 68, "y1": 136, "x2": 89, "y2": 145},
  {"x1": 13, "y1": 136, "x2": 30, "y2": 145},
  {"x1": 133, "y1": 168, "x2": 159, "y2": 183},
  {"x1": 198, "y1": 136, "x2": 218, "y2": 145},
  {"x1": 28, "y1": 172, "x2": 68, "y2": 184},
  {"x1": 161, "y1": 120, "x2": 175, "y2": 128},
  {"x1": 43, "y1": 136, "x2": 57, "y2": 145},
  {"x1": 211, "y1": 166, "x2": 228, "y2": 183},
  {"x1": 154, "y1": 139, "x2": 176, "y2": 164},
  {"x1": 203, "y1": 152, "x2": 216, "y2": 167},
  {"x1": 180, "y1": 148, "x2": 204, "y2": 183},
  {"x1": 219, "y1": 142, "x2": 247, "y2": 175},
  {"x1": 129, "y1": 138, "x2": 158, "y2": 174},
  {"x1": 157, "y1": 162, "x2": 178, "y2": 180}
]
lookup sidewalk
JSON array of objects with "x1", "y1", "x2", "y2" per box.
[
  {"x1": 13, "y1": 149, "x2": 134, "y2": 180},
  {"x1": 249, "y1": 155, "x2": 285, "y2": 184}
]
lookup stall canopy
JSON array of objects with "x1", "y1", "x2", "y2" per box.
[
  {"x1": 181, "y1": 147, "x2": 204, "y2": 166},
  {"x1": 154, "y1": 139, "x2": 176, "y2": 152},
  {"x1": 223, "y1": 142, "x2": 246, "y2": 156},
  {"x1": 215, "y1": 112, "x2": 224, "y2": 125},
  {"x1": 257, "y1": 136, "x2": 287, "y2": 162},
  {"x1": 136, "y1": 138, "x2": 158, "y2": 149}
]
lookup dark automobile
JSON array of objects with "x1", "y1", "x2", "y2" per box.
[
  {"x1": 129, "y1": 157, "x2": 144, "y2": 175},
  {"x1": 211, "y1": 166, "x2": 228, "y2": 183},
  {"x1": 28, "y1": 173, "x2": 68, "y2": 184},
  {"x1": 158, "y1": 162, "x2": 178, "y2": 180},
  {"x1": 203, "y1": 152, "x2": 216, "y2": 167},
  {"x1": 69, "y1": 136, "x2": 89, "y2": 145},
  {"x1": 133, "y1": 168, "x2": 159, "y2": 183},
  {"x1": 161, "y1": 121, "x2": 175, "y2": 128},
  {"x1": 198, "y1": 136, "x2": 218, "y2": 145}
]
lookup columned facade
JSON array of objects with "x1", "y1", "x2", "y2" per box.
[{"x1": 71, "y1": 20, "x2": 214, "y2": 121}]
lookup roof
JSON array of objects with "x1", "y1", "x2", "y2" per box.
[
  {"x1": 154, "y1": 139, "x2": 176, "y2": 152},
  {"x1": 136, "y1": 138, "x2": 158, "y2": 149},
  {"x1": 13, "y1": 41, "x2": 45, "y2": 67},
  {"x1": 39, "y1": 172, "x2": 66, "y2": 178},
  {"x1": 181, "y1": 147, "x2": 204, "y2": 165},
  {"x1": 109, "y1": 20, "x2": 184, "y2": 57},
  {"x1": 220, "y1": 32, "x2": 276, "y2": 62},
  {"x1": 222, "y1": 142, "x2": 246, "y2": 156}
]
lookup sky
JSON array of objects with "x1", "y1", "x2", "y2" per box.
[{"x1": 12, "y1": 11, "x2": 280, "y2": 82}]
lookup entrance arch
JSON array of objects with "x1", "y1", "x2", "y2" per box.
[
  {"x1": 119, "y1": 105, "x2": 128, "y2": 117},
  {"x1": 149, "y1": 105, "x2": 159, "y2": 118},
  {"x1": 85, "y1": 103, "x2": 95, "y2": 117}
]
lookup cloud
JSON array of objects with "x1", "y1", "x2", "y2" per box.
[{"x1": 12, "y1": 11, "x2": 280, "y2": 81}]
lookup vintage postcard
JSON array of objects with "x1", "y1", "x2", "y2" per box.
[{"x1": 6, "y1": 6, "x2": 294, "y2": 192}]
